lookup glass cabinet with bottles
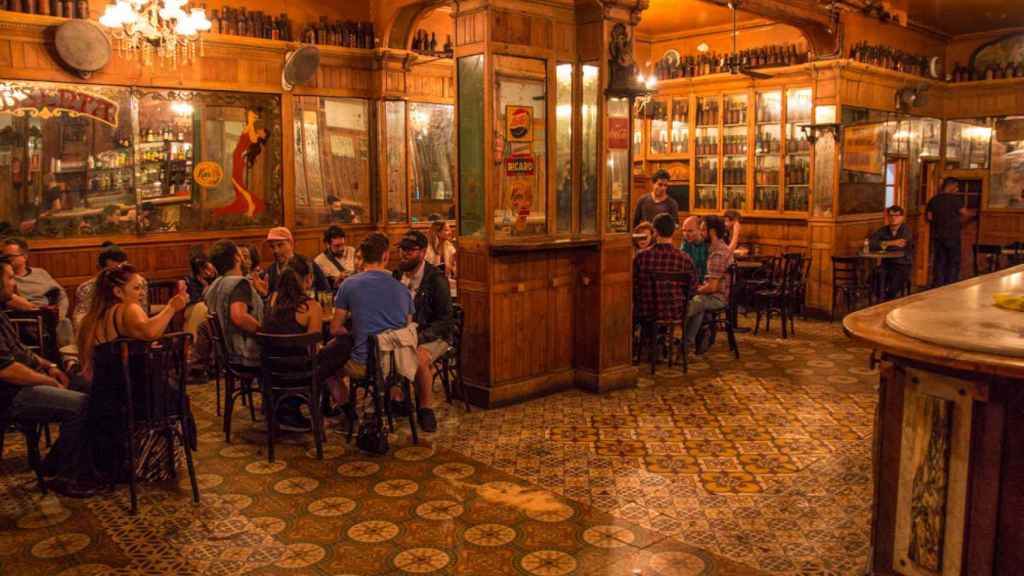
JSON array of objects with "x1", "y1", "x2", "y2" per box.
[
  {"x1": 694, "y1": 95, "x2": 720, "y2": 210},
  {"x1": 754, "y1": 90, "x2": 782, "y2": 211},
  {"x1": 670, "y1": 97, "x2": 689, "y2": 154},
  {"x1": 784, "y1": 88, "x2": 812, "y2": 212},
  {"x1": 722, "y1": 93, "x2": 748, "y2": 210}
]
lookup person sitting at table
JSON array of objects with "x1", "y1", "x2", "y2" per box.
[
  {"x1": 265, "y1": 227, "x2": 330, "y2": 296},
  {"x1": 73, "y1": 243, "x2": 149, "y2": 331},
  {"x1": 329, "y1": 232, "x2": 413, "y2": 418},
  {"x1": 51, "y1": 263, "x2": 188, "y2": 496},
  {"x1": 684, "y1": 215, "x2": 734, "y2": 353},
  {"x1": 240, "y1": 244, "x2": 270, "y2": 297},
  {"x1": 0, "y1": 255, "x2": 88, "y2": 495},
  {"x1": 869, "y1": 205, "x2": 913, "y2": 300},
  {"x1": 680, "y1": 215, "x2": 708, "y2": 283},
  {"x1": 393, "y1": 230, "x2": 454, "y2": 433},
  {"x1": 632, "y1": 222, "x2": 655, "y2": 255},
  {"x1": 633, "y1": 169, "x2": 679, "y2": 228},
  {"x1": 2, "y1": 237, "x2": 73, "y2": 346},
  {"x1": 634, "y1": 214, "x2": 696, "y2": 333},
  {"x1": 206, "y1": 239, "x2": 310, "y2": 432},
  {"x1": 723, "y1": 210, "x2": 742, "y2": 253},
  {"x1": 425, "y1": 220, "x2": 457, "y2": 279},
  {"x1": 313, "y1": 225, "x2": 356, "y2": 291}
]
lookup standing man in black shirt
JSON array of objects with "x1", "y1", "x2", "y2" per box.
[
  {"x1": 926, "y1": 177, "x2": 969, "y2": 287},
  {"x1": 633, "y1": 169, "x2": 679, "y2": 228}
]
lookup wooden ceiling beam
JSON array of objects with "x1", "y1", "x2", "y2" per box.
[{"x1": 699, "y1": 0, "x2": 840, "y2": 58}]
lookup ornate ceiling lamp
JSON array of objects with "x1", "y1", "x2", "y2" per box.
[{"x1": 98, "y1": 0, "x2": 211, "y2": 67}]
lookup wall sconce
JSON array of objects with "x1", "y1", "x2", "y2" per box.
[{"x1": 799, "y1": 123, "x2": 840, "y2": 144}]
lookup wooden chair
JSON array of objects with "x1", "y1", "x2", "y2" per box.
[
  {"x1": 347, "y1": 336, "x2": 419, "y2": 449},
  {"x1": 699, "y1": 264, "x2": 740, "y2": 359},
  {"x1": 146, "y1": 280, "x2": 180, "y2": 314},
  {"x1": 0, "y1": 420, "x2": 48, "y2": 494},
  {"x1": 973, "y1": 244, "x2": 1003, "y2": 276},
  {"x1": 7, "y1": 309, "x2": 55, "y2": 448},
  {"x1": 433, "y1": 302, "x2": 469, "y2": 412},
  {"x1": 207, "y1": 313, "x2": 260, "y2": 443},
  {"x1": 831, "y1": 256, "x2": 866, "y2": 322},
  {"x1": 257, "y1": 331, "x2": 326, "y2": 463},
  {"x1": 115, "y1": 333, "x2": 199, "y2": 515},
  {"x1": 787, "y1": 255, "x2": 813, "y2": 319},
  {"x1": 1006, "y1": 242, "x2": 1024, "y2": 267},
  {"x1": 754, "y1": 254, "x2": 802, "y2": 338},
  {"x1": 636, "y1": 270, "x2": 693, "y2": 374}
]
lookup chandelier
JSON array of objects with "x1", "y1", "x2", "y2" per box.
[{"x1": 99, "y1": 0, "x2": 211, "y2": 67}]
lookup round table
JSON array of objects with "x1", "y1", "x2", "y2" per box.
[{"x1": 857, "y1": 251, "x2": 905, "y2": 302}]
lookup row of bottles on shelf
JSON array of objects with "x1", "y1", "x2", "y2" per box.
[
  {"x1": 756, "y1": 100, "x2": 782, "y2": 124},
  {"x1": 722, "y1": 102, "x2": 747, "y2": 126},
  {"x1": 723, "y1": 135, "x2": 747, "y2": 156},
  {"x1": 210, "y1": 8, "x2": 293, "y2": 41},
  {"x1": 695, "y1": 161, "x2": 717, "y2": 185},
  {"x1": 0, "y1": 0, "x2": 87, "y2": 18},
  {"x1": 755, "y1": 130, "x2": 781, "y2": 154},
  {"x1": 695, "y1": 135, "x2": 717, "y2": 156},
  {"x1": 696, "y1": 100, "x2": 719, "y2": 126},
  {"x1": 722, "y1": 159, "x2": 746, "y2": 185},
  {"x1": 138, "y1": 145, "x2": 192, "y2": 163},
  {"x1": 787, "y1": 135, "x2": 811, "y2": 154},
  {"x1": 654, "y1": 44, "x2": 807, "y2": 80},
  {"x1": 848, "y1": 42, "x2": 932, "y2": 78},
  {"x1": 755, "y1": 165, "x2": 780, "y2": 186},
  {"x1": 786, "y1": 157, "x2": 810, "y2": 185},
  {"x1": 949, "y1": 62, "x2": 1024, "y2": 82},
  {"x1": 410, "y1": 30, "x2": 453, "y2": 57},
  {"x1": 300, "y1": 17, "x2": 375, "y2": 48},
  {"x1": 142, "y1": 127, "x2": 189, "y2": 143},
  {"x1": 88, "y1": 172, "x2": 130, "y2": 194}
]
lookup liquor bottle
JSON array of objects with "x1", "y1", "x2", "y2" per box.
[
  {"x1": 280, "y1": 14, "x2": 291, "y2": 42},
  {"x1": 302, "y1": 24, "x2": 315, "y2": 44}
]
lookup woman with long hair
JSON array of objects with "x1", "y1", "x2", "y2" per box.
[
  {"x1": 425, "y1": 220, "x2": 456, "y2": 277},
  {"x1": 47, "y1": 265, "x2": 187, "y2": 497}
]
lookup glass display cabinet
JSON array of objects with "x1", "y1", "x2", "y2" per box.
[
  {"x1": 722, "y1": 93, "x2": 748, "y2": 210},
  {"x1": 648, "y1": 99, "x2": 669, "y2": 157},
  {"x1": 671, "y1": 96, "x2": 689, "y2": 154},
  {"x1": 694, "y1": 95, "x2": 720, "y2": 210},
  {"x1": 945, "y1": 119, "x2": 992, "y2": 170},
  {"x1": 754, "y1": 90, "x2": 782, "y2": 211},
  {"x1": 0, "y1": 81, "x2": 282, "y2": 238},
  {"x1": 784, "y1": 87, "x2": 812, "y2": 212}
]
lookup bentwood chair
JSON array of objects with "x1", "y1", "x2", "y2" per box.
[
  {"x1": 973, "y1": 244, "x2": 1003, "y2": 276},
  {"x1": 257, "y1": 332, "x2": 326, "y2": 462},
  {"x1": 115, "y1": 333, "x2": 199, "y2": 515},
  {"x1": 830, "y1": 256, "x2": 867, "y2": 322},
  {"x1": 699, "y1": 264, "x2": 740, "y2": 359},
  {"x1": 433, "y1": 302, "x2": 470, "y2": 412},
  {"x1": 347, "y1": 336, "x2": 420, "y2": 450},
  {"x1": 8, "y1": 310, "x2": 55, "y2": 448},
  {"x1": 636, "y1": 271, "x2": 693, "y2": 375},
  {"x1": 754, "y1": 254, "x2": 802, "y2": 338},
  {"x1": 207, "y1": 313, "x2": 260, "y2": 443},
  {"x1": 1006, "y1": 242, "x2": 1024, "y2": 267}
]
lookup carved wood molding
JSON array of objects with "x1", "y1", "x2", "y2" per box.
[{"x1": 699, "y1": 0, "x2": 840, "y2": 58}]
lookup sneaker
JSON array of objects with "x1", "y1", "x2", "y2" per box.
[
  {"x1": 417, "y1": 407, "x2": 437, "y2": 433},
  {"x1": 277, "y1": 410, "x2": 312, "y2": 432}
]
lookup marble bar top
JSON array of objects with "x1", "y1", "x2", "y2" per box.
[
  {"x1": 844, "y1": 265, "x2": 1024, "y2": 378},
  {"x1": 885, "y1": 267, "x2": 1024, "y2": 358}
]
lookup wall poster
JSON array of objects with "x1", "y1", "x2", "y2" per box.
[
  {"x1": 843, "y1": 123, "x2": 885, "y2": 174},
  {"x1": 506, "y1": 105, "x2": 533, "y2": 142}
]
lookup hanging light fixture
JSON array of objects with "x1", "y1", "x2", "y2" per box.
[{"x1": 98, "y1": 0, "x2": 211, "y2": 67}]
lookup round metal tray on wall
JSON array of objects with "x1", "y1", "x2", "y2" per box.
[{"x1": 53, "y1": 19, "x2": 112, "y2": 79}]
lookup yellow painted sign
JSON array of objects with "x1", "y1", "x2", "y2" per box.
[{"x1": 193, "y1": 161, "x2": 224, "y2": 189}]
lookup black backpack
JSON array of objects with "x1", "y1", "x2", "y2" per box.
[{"x1": 356, "y1": 415, "x2": 389, "y2": 455}]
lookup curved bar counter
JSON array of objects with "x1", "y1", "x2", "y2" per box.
[{"x1": 844, "y1": 265, "x2": 1024, "y2": 576}]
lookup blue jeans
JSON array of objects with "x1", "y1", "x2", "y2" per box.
[
  {"x1": 3, "y1": 384, "x2": 87, "y2": 442},
  {"x1": 685, "y1": 294, "x2": 725, "y2": 344}
]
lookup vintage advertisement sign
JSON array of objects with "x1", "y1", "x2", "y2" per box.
[
  {"x1": 0, "y1": 85, "x2": 119, "y2": 128},
  {"x1": 193, "y1": 161, "x2": 224, "y2": 189},
  {"x1": 506, "y1": 105, "x2": 533, "y2": 142},
  {"x1": 608, "y1": 117, "x2": 630, "y2": 149},
  {"x1": 842, "y1": 123, "x2": 885, "y2": 174},
  {"x1": 504, "y1": 153, "x2": 535, "y2": 176}
]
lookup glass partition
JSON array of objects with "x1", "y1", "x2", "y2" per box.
[
  {"x1": 458, "y1": 55, "x2": 485, "y2": 238},
  {"x1": 784, "y1": 88, "x2": 812, "y2": 213},
  {"x1": 754, "y1": 90, "x2": 782, "y2": 211},
  {"x1": 293, "y1": 96, "x2": 369, "y2": 228},
  {"x1": 945, "y1": 120, "x2": 991, "y2": 169},
  {"x1": 409, "y1": 102, "x2": 455, "y2": 222},
  {"x1": 494, "y1": 57, "x2": 547, "y2": 238},
  {"x1": 580, "y1": 64, "x2": 599, "y2": 234},
  {"x1": 555, "y1": 63, "x2": 573, "y2": 233},
  {"x1": 384, "y1": 101, "x2": 408, "y2": 223},
  {"x1": 606, "y1": 97, "x2": 630, "y2": 232},
  {"x1": 0, "y1": 81, "x2": 282, "y2": 238},
  {"x1": 723, "y1": 94, "x2": 748, "y2": 210},
  {"x1": 990, "y1": 118, "x2": 1024, "y2": 209},
  {"x1": 694, "y1": 95, "x2": 719, "y2": 211}
]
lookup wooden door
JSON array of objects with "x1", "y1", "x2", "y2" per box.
[
  {"x1": 913, "y1": 161, "x2": 939, "y2": 287},
  {"x1": 958, "y1": 178, "x2": 983, "y2": 279}
]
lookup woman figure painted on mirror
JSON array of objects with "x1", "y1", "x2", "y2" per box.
[{"x1": 215, "y1": 109, "x2": 269, "y2": 218}]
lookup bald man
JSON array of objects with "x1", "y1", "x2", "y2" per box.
[{"x1": 680, "y1": 216, "x2": 708, "y2": 283}]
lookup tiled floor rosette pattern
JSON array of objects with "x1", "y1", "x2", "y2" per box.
[{"x1": 0, "y1": 318, "x2": 875, "y2": 575}]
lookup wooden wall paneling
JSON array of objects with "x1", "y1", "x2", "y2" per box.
[
  {"x1": 455, "y1": 10, "x2": 487, "y2": 47},
  {"x1": 554, "y1": 21, "x2": 576, "y2": 61},
  {"x1": 547, "y1": 251, "x2": 575, "y2": 373},
  {"x1": 598, "y1": 242, "x2": 633, "y2": 372},
  {"x1": 806, "y1": 222, "x2": 835, "y2": 310},
  {"x1": 995, "y1": 384, "x2": 1024, "y2": 575},
  {"x1": 978, "y1": 212, "x2": 1024, "y2": 246},
  {"x1": 573, "y1": 247, "x2": 601, "y2": 373},
  {"x1": 943, "y1": 80, "x2": 1024, "y2": 119},
  {"x1": 871, "y1": 360, "x2": 906, "y2": 574}
]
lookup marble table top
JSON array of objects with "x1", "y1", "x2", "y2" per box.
[{"x1": 886, "y1": 267, "x2": 1024, "y2": 358}]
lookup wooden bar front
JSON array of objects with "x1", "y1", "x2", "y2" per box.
[{"x1": 844, "y1": 267, "x2": 1024, "y2": 576}]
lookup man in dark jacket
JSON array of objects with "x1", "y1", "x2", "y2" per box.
[
  {"x1": 869, "y1": 205, "x2": 914, "y2": 300},
  {"x1": 394, "y1": 230, "x2": 454, "y2": 432}
]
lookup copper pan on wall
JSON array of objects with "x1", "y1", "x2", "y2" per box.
[{"x1": 52, "y1": 19, "x2": 111, "y2": 79}]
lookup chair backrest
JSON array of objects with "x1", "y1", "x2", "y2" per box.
[
  {"x1": 450, "y1": 302, "x2": 464, "y2": 348},
  {"x1": 206, "y1": 312, "x2": 231, "y2": 374},
  {"x1": 780, "y1": 254, "x2": 804, "y2": 295},
  {"x1": 116, "y1": 332, "x2": 192, "y2": 425},
  {"x1": 147, "y1": 279, "x2": 180, "y2": 307},
  {"x1": 256, "y1": 331, "x2": 322, "y2": 382},
  {"x1": 7, "y1": 308, "x2": 59, "y2": 363},
  {"x1": 650, "y1": 270, "x2": 693, "y2": 323}
]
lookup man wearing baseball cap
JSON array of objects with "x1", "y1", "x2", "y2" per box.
[
  {"x1": 392, "y1": 230, "x2": 454, "y2": 433},
  {"x1": 265, "y1": 226, "x2": 330, "y2": 296}
]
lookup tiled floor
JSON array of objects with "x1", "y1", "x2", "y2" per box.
[{"x1": 0, "y1": 318, "x2": 876, "y2": 575}]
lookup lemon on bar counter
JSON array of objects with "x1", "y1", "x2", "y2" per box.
[{"x1": 993, "y1": 293, "x2": 1024, "y2": 312}]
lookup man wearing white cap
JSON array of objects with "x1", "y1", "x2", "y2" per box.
[{"x1": 264, "y1": 226, "x2": 330, "y2": 296}]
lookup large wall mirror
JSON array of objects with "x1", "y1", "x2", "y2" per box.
[
  {"x1": 409, "y1": 102, "x2": 455, "y2": 222},
  {"x1": 293, "y1": 96, "x2": 371, "y2": 228},
  {"x1": 0, "y1": 81, "x2": 283, "y2": 238}
]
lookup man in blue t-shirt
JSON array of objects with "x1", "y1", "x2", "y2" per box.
[{"x1": 330, "y1": 232, "x2": 414, "y2": 376}]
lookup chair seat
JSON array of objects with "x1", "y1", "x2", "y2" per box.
[{"x1": 755, "y1": 288, "x2": 784, "y2": 298}]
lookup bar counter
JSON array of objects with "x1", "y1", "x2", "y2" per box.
[{"x1": 844, "y1": 266, "x2": 1024, "y2": 576}]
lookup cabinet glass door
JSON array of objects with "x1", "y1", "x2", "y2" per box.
[
  {"x1": 722, "y1": 93, "x2": 748, "y2": 210},
  {"x1": 670, "y1": 97, "x2": 689, "y2": 154},
  {"x1": 648, "y1": 99, "x2": 669, "y2": 156},
  {"x1": 694, "y1": 95, "x2": 719, "y2": 210},
  {"x1": 754, "y1": 90, "x2": 782, "y2": 211},
  {"x1": 784, "y1": 88, "x2": 811, "y2": 212}
]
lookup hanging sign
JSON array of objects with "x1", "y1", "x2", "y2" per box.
[
  {"x1": 0, "y1": 85, "x2": 119, "y2": 128},
  {"x1": 505, "y1": 153, "x2": 535, "y2": 176},
  {"x1": 843, "y1": 123, "x2": 884, "y2": 174},
  {"x1": 608, "y1": 117, "x2": 630, "y2": 149},
  {"x1": 193, "y1": 161, "x2": 224, "y2": 189},
  {"x1": 506, "y1": 105, "x2": 533, "y2": 142}
]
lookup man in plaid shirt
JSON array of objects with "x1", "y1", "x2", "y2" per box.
[
  {"x1": 684, "y1": 215, "x2": 734, "y2": 349},
  {"x1": 634, "y1": 213, "x2": 695, "y2": 323}
]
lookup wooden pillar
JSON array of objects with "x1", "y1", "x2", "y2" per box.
[{"x1": 453, "y1": 0, "x2": 647, "y2": 407}]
